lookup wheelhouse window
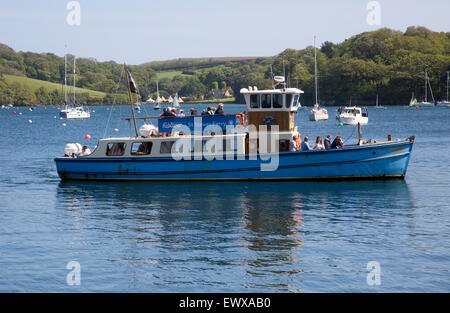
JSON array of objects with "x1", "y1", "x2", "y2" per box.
[
  {"x1": 261, "y1": 94, "x2": 272, "y2": 108},
  {"x1": 273, "y1": 94, "x2": 283, "y2": 108},
  {"x1": 285, "y1": 94, "x2": 293, "y2": 108},
  {"x1": 250, "y1": 94, "x2": 260, "y2": 108},
  {"x1": 160, "y1": 141, "x2": 175, "y2": 154},
  {"x1": 106, "y1": 143, "x2": 126, "y2": 156},
  {"x1": 292, "y1": 95, "x2": 299, "y2": 108},
  {"x1": 131, "y1": 142, "x2": 152, "y2": 155}
]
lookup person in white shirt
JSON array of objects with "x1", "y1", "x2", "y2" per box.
[
  {"x1": 81, "y1": 146, "x2": 91, "y2": 156},
  {"x1": 313, "y1": 136, "x2": 325, "y2": 150}
]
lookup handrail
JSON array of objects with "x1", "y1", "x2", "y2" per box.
[{"x1": 122, "y1": 113, "x2": 244, "y2": 121}]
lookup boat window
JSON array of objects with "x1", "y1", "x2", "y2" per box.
[
  {"x1": 273, "y1": 94, "x2": 283, "y2": 108},
  {"x1": 292, "y1": 95, "x2": 299, "y2": 108},
  {"x1": 250, "y1": 95, "x2": 260, "y2": 108},
  {"x1": 261, "y1": 94, "x2": 272, "y2": 108},
  {"x1": 160, "y1": 141, "x2": 175, "y2": 154},
  {"x1": 285, "y1": 94, "x2": 293, "y2": 108},
  {"x1": 106, "y1": 143, "x2": 126, "y2": 156},
  {"x1": 131, "y1": 142, "x2": 153, "y2": 155}
]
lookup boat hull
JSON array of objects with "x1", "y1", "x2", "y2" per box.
[
  {"x1": 55, "y1": 140, "x2": 414, "y2": 181},
  {"x1": 337, "y1": 116, "x2": 368, "y2": 125}
]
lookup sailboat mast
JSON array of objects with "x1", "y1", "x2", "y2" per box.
[
  {"x1": 73, "y1": 56, "x2": 76, "y2": 105},
  {"x1": 64, "y1": 54, "x2": 67, "y2": 104},
  {"x1": 447, "y1": 71, "x2": 449, "y2": 102},
  {"x1": 425, "y1": 70, "x2": 428, "y2": 103},
  {"x1": 314, "y1": 36, "x2": 318, "y2": 105}
]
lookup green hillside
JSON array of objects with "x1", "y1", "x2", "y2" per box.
[{"x1": 4, "y1": 74, "x2": 105, "y2": 97}]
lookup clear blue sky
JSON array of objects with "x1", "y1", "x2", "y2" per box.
[{"x1": 0, "y1": 0, "x2": 449, "y2": 65}]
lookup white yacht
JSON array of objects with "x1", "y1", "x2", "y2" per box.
[
  {"x1": 336, "y1": 106, "x2": 368, "y2": 125},
  {"x1": 309, "y1": 36, "x2": 328, "y2": 121},
  {"x1": 411, "y1": 70, "x2": 435, "y2": 107},
  {"x1": 59, "y1": 55, "x2": 90, "y2": 119}
]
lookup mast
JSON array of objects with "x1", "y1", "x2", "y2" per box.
[
  {"x1": 314, "y1": 36, "x2": 318, "y2": 105},
  {"x1": 124, "y1": 64, "x2": 138, "y2": 137},
  {"x1": 447, "y1": 71, "x2": 449, "y2": 102},
  {"x1": 425, "y1": 70, "x2": 428, "y2": 103},
  {"x1": 64, "y1": 53, "x2": 67, "y2": 104},
  {"x1": 73, "y1": 56, "x2": 76, "y2": 105}
]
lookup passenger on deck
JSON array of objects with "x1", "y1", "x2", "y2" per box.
[
  {"x1": 190, "y1": 108, "x2": 197, "y2": 116},
  {"x1": 313, "y1": 136, "x2": 325, "y2": 150},
  {"x1": 207, "y1": 106, "x2": 215, "y2": 115},
  {"x1": 331, "y1": 135, "x2": 344, "y2": 149},
  {"x1": 324, "y1": 135, "x2": 332, "y2": 150},
  {"x1": 289, "y1": 136, "x2": 298, "y2": 152},
  {"x1": 301, "y1": 136, "x2": 311, "y2": 151},
  {"x1": 160, "y1": 108, "x2": 175, "y2": 117},
  {"x1": 80, "y1": 146, "x2": 91, "y2": 156},
  {"x1": 179, "y1": 110, "x2": 185, "y2": 117},
  {"x1": 201, "y1": 108, "x2": 209, "y2": 115},
  {"x1": 215, "y1": 103, "x2": 224, "y2": 115},
  {"x1": 295, "y1": 133, "x2": 302, "y2": 150},
  {"x1": 171, "y1": 108, "x2": 177, "y2": 116}
]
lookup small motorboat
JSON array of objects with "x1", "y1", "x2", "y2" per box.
[{"x1": 336, "y1": 106, "x2": 368, "y2": 125}]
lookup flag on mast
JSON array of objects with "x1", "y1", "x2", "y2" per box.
[{"x1": 126, "y1": 66, "x2": 138, "y2": 94}]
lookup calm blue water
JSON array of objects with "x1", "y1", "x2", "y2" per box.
[{"x1": 0, "y1": 104, "x2": 449, "y2": 292}]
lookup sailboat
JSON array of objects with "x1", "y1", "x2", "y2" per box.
[
  {"x1": 437, "y1": 71, "x2": 450, "y2": 107},
  {"x1": 413, "y1": 70, "x2": 435, "y2": 107},
  {"x1": 59, "y1": 55, "x2": 90, "y2": 119},
  {"x1": 173, "y1": 93, "x2": 180, "y2": 109},
  {"x1": 309, "y1": 36, "x2": 328, "y2": 121},
  {"x1": 153, "y1": 81, "x2": 161, "y2": 110},
  {"x1": 374, "y1": 94, "x2": 386, "y2": 109}
]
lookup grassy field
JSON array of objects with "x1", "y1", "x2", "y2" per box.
[
  {"x1": 4, "y1": 75, "x2": 106, "y2": 97},
  {"x1": 155, "y1": 70, "x2": 187, "y2": 80}
]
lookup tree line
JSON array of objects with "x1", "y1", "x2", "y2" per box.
[{"x1": 1, "y1": 26, "x2": 449, "y2": 106}]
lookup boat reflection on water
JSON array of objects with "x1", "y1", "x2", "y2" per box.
[{"x1": 56, "y1": 180, "x2": 412, "y2": 291}]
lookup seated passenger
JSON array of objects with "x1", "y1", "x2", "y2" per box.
[
  {"x1": 80, "y1": 146, "x2": 91, "y2": 156},
  {"x1": 179, "y1": 110, "x2": 185, "y2": 117},
  {"x1": 289, "y1": 136, "x2": 298, "y2": 152},
  {"x1": 295, "y1": 133, "x2": 302, "y2": 150},
  {"x1": 112, "y1": 143, "x2": 125, "y2": 156},
  {"x1": 190, "y1": 108, "x2": 197, "y2": 116},
  {"x1": 324, "y1": 135, "x2": 332, "y2": 150},
  {"x1": 207, "y1": 106, "x2": 215, "y2": 115},
  {"x1": 301, "y1": 136, "x2": 311, "y2": 151},
  {"x1": 331, "y1": 135, "x2": 344, "y2": 149},
  {"x1": 215, "y1": 103, "x2": 224, "y2": 115},
  {"x1": 313, "y1": 136, "x2": 325, "y2": 150}
]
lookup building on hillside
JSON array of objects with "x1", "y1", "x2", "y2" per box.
[{"x1": 211, "y1": 89, "x2": 232, "y2": 99}]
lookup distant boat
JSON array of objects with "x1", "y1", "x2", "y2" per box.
[
  {"x1": 309, "y1": 36, "x2": 328, "y2": 121},
  {"x1": 153, "y1": 80, "x2": 161, "y2": 110},
  {"x1": 437, "y1": 71, "x2": 450, "y2": 107},
  {"x1": 336, "y1": 106, "x2": 368, "y2": 125},
  {"x1": 173, "y1": 93, "x2": 180, "y2": 108},
  {"x1": 59, "y1": 54, "x2": 90, "y2": 119},
  {"x1": 411, "y1": 70, "x2": 435, "y2": 107},
  {"x1": 374, "y1": 94, "x2": 386, "y2": 109}
]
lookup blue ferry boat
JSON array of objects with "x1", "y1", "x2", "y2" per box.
[{"x1": 55, "y1": 70, "x2": 414, "y2": 181}]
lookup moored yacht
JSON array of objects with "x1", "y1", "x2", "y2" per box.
[
  {"x1": 54, "y1": 66, "x2": 414, "y2": 181},
  {"x1": 309, "y1": 36, "x2": 328, "y2": 121},
  {"x1": 336, "y1": 106, "x2": 368, "y2": 125}
]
